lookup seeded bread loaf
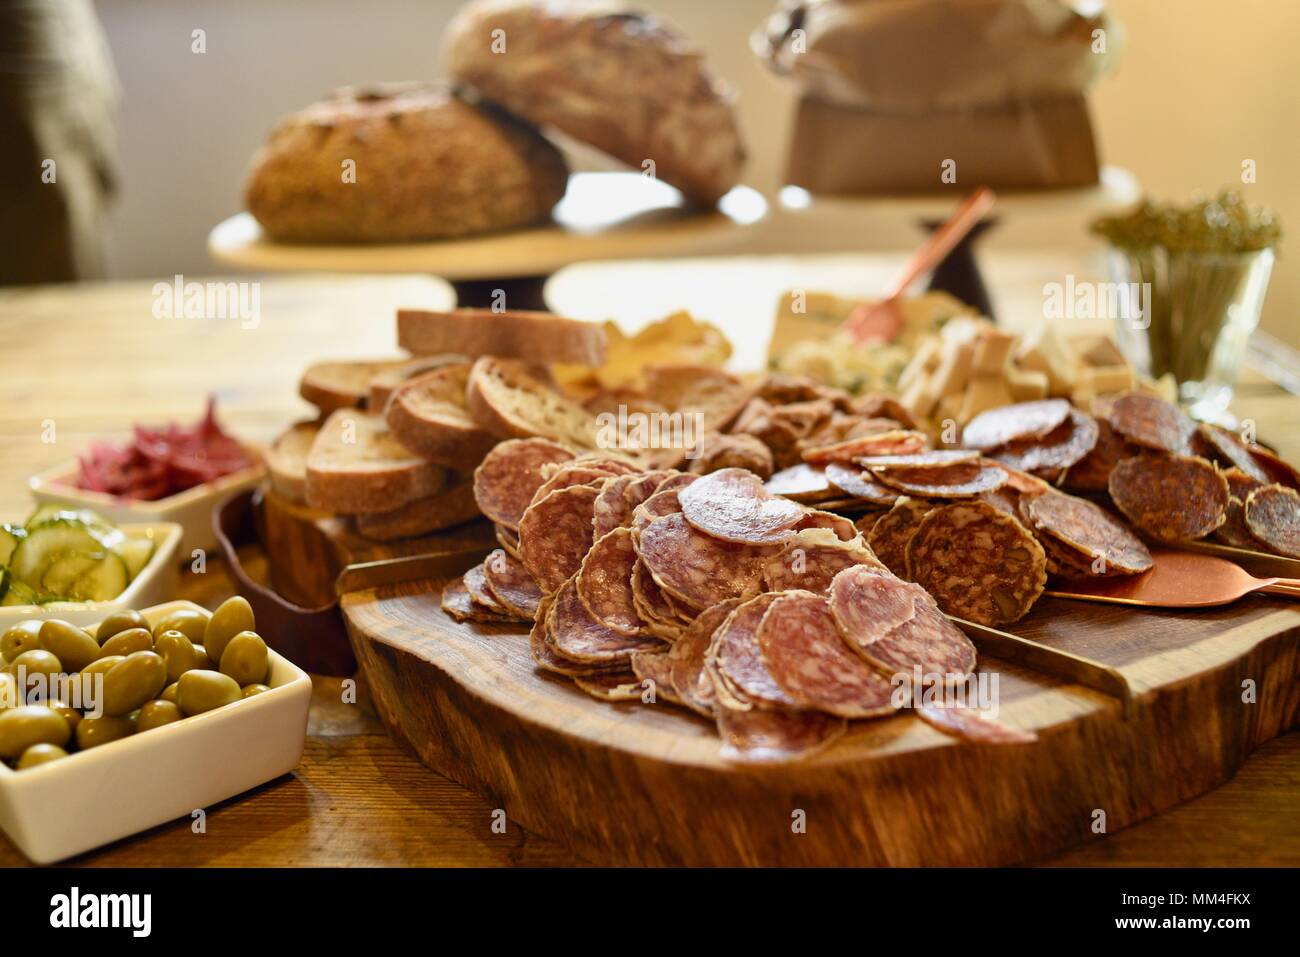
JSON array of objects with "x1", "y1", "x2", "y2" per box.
[{"x1": 305, "y1": 409, "x2": 448, "y2": 514}]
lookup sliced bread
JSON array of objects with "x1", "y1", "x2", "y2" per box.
[
  {"x1": 397, "y1": 308, "x2": 607, "y2": 367},
  {"x1": 266, "y1": 419, "x2": 321, "y2": 505},
  {"x1": 305, "y1": 409, "x2": 448, "y2": 514},
  {"x1": 368, "y1": 354, "x2": 467, "y2": 412},
  {"x1": 385, "y1": 363, "x2": 498, "y2": 468},
  {"x1": 465, "y1": 356, "x2": 599, "y2": 449},
  {"x1": 353, "y1": 476, "x2": 480, "y2": 541},
  {"x1": 300, "y1": 358, "x2": 411, "y2": 415}
]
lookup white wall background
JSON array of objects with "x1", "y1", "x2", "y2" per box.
[{"x1": 97, "y1": 0, "x2": 1300, "y2": 344}]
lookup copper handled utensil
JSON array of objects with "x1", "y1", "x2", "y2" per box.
[
  {"x1": 1047, "y1": 548, "x2": 1300, "y2": 609},
  {"x1": 843, "y1": 185, "x2": 997, "y2": 344}
]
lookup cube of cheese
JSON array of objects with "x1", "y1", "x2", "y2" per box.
[
  {"x1": 1015, "y1": 322, "x2": 1077, "y2": 395},
  {"x1": 971, "y1": 331, "x2": 1017, "y2": 376},
  {"x1": 900, "y1": 375, "x2": 940, "y2": 420},
  {"x1": 1007, "y1": 367, "x2": 1050, "y2": 401},
  {"x1": 1079, "y1": 336, "x2": 1128, "y2": 369},
  {"x1": 897, "y1": 336, "x2": 941, "y2": 392},
  {"x1": 959, "y1": 375, "x2": 1015, "y2": 424},
  {"x1": 1080, "y1": 364, "x2": 1136, "y2": 395},
  {"x1": 928, "y1": 337, "x2": 976, "y2": 402}
]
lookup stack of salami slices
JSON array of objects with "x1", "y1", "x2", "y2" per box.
[{"x1": 446, "y1": 441, "x2": 1036, "y2": 763}]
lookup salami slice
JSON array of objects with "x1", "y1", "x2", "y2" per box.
[
  {"x1": 1213, "y1": 496, "x2": 1263, "y2": 550},
  {"x1": 592, "y1": 474, "x2": 637, "y2": 539},
  {"x1": 630, "y1": 486, "x2": 685, "y2": 532},
  {"x1": 667, "y1": 599, "x2": 740, "y2": 717},
  {"x1": 871, "y1": 461, "x2": 1009, "y2": 498},
  {"x1": 1246, "y1": 443, "x2": 1300, "y2": 492},
  {"x1": 835, "y1": 586, "x2": 977, "y2": 685},
  {"x1": 623, "y1": 469, "x2": 674, "y2": 507},
  {"x1": 709, "y1": 593, "x2": 795, "y2": 709},
  {"x1": 529, "y1": 593, "x2": 628, "y2": 677},
  {"x1": 801, "y1": 430, "x2": 929, "y2": 464},
  {"x1": 1108, "y1": 453, "x2": 1229, "y2": 541},
  {"x1": 442, "y1": 576, "x2": 515, "y2": 624},
  {"x1": 1038, "y1": 531, "x2": 1104, "y2": 578},
  {"x1": 637, "y1": 512, "x2": 773, "y2": 608},
  {"x1": 866, "y1": 497, "x2": 933, "y2": 577},
  {"x1": 1244, "y1": 484, "x2": 1300, "y2": 558},
  {"x1": 678, "y1": 468, "x2": 805, "y2": 545},
  {"x1": 630, "y1": 559, "x2": 684, "y2": 641},
  {"x1": 574, "y1": 671, "x2": 644, "y2": 702},
  {"x1": 473, "y1": 438, "x2": 574, "y2": 529},
  {"x1": 906, "y1": 500, "x2": 1047, "y2": 625},
  {"x1": 762, "y1": 529, "x2": 878, "y2": 595},
  {"x1": 518, "y1": 483, "x2": 601, "y2": 593},
  {"x1": 1197, "y1": 425, "x2": 1271, "y2": 483},
  {"x1": 575, "y1": 527, "x2": 644, "y2": 635},
  {"x1": 757, "y1": 591, "x2": 896, "y2": 718},
  {"x1": 529, "y1": 466, "x2": 616, "y2": 511},
  {"x1": 463, "y1": 561, "x2": 515, "y2": 616},
  {"x1": 1024, "y1": 489, "x2": 1152, "y2": 574},
  {"x1": 482, "y1": 548, "x2": 543, "y2": 619},
  {"x1": 858, "y1": 450, "x2": 980, "y2": 470},
  {"x1": 571, "y1": 454, "x2": 640, "y2": 475},
  {"x1": 765, "y1": 463, "x2": 833, "y2": 502},
  {"x1": 653, "y1": 472, "x2": 699, "y2": 494},
  {"x1": 549, "y1": 578, "x2": 666, "y2": 662},
  {"x1": 715, "y1": 706, "x2": 846, "y2": 763},
  {"x1": 961, "y1": 399, "x2": 1071, "y2": 451},
  {"x1": 1106, "y1": 391, "x2": 1195, "y2": 454},
  {"x1": 495, "y1": 522, "x2": 522, "y2": 559},
  {"x1": 1062, "y1": 417, "x2": 1133, "y2": 492},
  {"x1": 794, "y1": 509, "x2": 860, "y2": 541},
  {"x1": 823, "y1": 462, "x2": 902, "y2": 506},
  {"x1": 629, "y1": 651, "x2": 679, "y2": 705},
  {"x1": 988, "y1": 409, "x2": 1100, "y2": 474},
  {"x1": 915, "y1": 701, "x2": 1036, "y2": 744}
]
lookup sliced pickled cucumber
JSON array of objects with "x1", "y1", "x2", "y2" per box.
[
  {"x1": 10, "y1": 520, "x2": 106, "y2": 588},
  {"x1": 69, "y1": 552, "x2": 128, "y2": 602},
  {"x1": 0, "y1": 575, "x2": 40, "y2": 607},
  {"x1": 113, "y1": 536, "x2": 155, "y2": 581},
  {"x1": 0, "y1": 524, "x2": 22, "y2": 566},
  {"x1": 41, "y1": 550, "x2": 105, "y2": 596}
]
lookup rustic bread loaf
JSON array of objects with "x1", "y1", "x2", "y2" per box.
[
  {"x1": 384, "y1": 363, "x2": 499, "y2": 468},
  {"x1": 245, "y1": 84, "x2": 569, "y2": 242},
  {"x1": 444, "y1": 1, "x2": 744, "y2": 205},
  {"x1": 465, "y1": 356, "x2": 599, "y2": 449},
  {"x1": 397, "y1": 308, "x2": 606, "y2": 366},
  {"x1": 305, "y1": 409, "x2": 448, "y2": 514}
]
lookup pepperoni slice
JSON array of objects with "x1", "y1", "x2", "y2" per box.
[
  {"x1": 1024, "y1": 489, "x2": 1152, "y2": 574},
  {"x1": 549, "y1": 578, "x2": 666, "y2": 662},
  {"x1": 1106, "y1": 392, "x2": 1195, "y2": 454},
  {"x1": 473, "y1": 438, "x2": 574, "y2": 529},
  {"x1": 715, "y1": 706, "x2": 846, "y2": 763},
  {"x1": 575, "y1": 527, "x2": 644, "y2": 635},
  {"x1": 1244, "y1": 484, "x2": 1300, "y2": 558},
  {"x1": 678, "y1": 468, "x2": 806, "y2": 545},
  {"x1": 757, "y1": 591, "x2": 897, "y2": 718},
  {"x1": 1108, "y1": 454, "x2": 1229, "y2": 541},
  {"x1": 518, "y1": 483, "x2": 601, "y2": 593},
  {"x1": 637, "y1": 512, "x2": 774, "y2": 609},
  {"x1": 961, "y1": 399, "x2": 1071, "y2": 451}
]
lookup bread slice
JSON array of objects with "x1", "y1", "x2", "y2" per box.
[
  {"x1": 300, "y1": 358, "x2": 410, "y2": 415},
  {"x1": 465, "y1": 356, "x2": 599, "y2": 449},
  {"x1": 353, "y1": 477, "x2": 479, "y2": 541},
  {"x1": 397, "y1": 309, "x2": 607, "y2": 367},
  {"x1": 369, "y1": 354, "x2": 467, "y2": 412},
  {"x1": 305, "y1": 409, "x2": 448, "y2": 514},
  {"x1": 266, "y1": 420, "x2": 321, "y2": 505},
  {"x1": 385, "y1": 363, "x2": 498, "y2": 468}
]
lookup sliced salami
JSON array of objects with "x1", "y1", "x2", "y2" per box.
[
  {"x1": 1246, "y1": 443, "x2": 1300, "y2": 492},
  {"x1": 715, "y1": 706, "x2": 846, "y2": 763},
  {"x1": 961, "y1": 399, "x2": 1071, "y2": 451},
  {"x1": 667, "y1": 599, "x2": 740, "y2": 717},
  {"x1": 549, "y1": 578, "x2": 666, "y2": 662},
  {"x1": 1024, "y1": 490, "x2": 1152, "y2": 574},
  {"x1": 630, "y1": 559, "x2": 684, "y2": 641},
  {"x1": 574, "y1": 671, "x2": 643, "y2": 701},
  {"x1": 529, "y1": 594, "x2": 628, "y2": 677},
  {"x1": 823, "y1": 461, "x2": 901, "y2": 506},
  {"x1": 575, "y1": 527, "x2": 644, "y2": 635},
  {"x1": 858, "y1": 450, "x2": 979, "y2": 470},
  {"x1": 653, "y1": 472, "x2": 699, "y2": 494},
  {"x1": 987, "y1": 409, "x2": 1100, "y2": 474},
  {"x1": 709, "y1": 593, "x2": 795, "y2": 709},
  {"x1": 637, "y1": 512, "x2": 773, "y2": 608},
  {"x1": 871, "y1": 460, "x2": 1009, "y2": 498},
  {"x1": 794, "y1": 509, "x2": 860, "y2": 541},
  {"x1": 495, "y1": 522, "x2": 522, "y2": 559},
  {"x1": 762, "y1": 528, "x2": 878, "y2": 595},
  {"x1": 623, "y1": 469, "x2": 674, "y2": 507},
  {"x1": 1197, "y1": 424, "x2": 1271, "y2": 483},
  {"x1": 1213, "y1": 496, "x2": 1263, "y2": 550},
  {"x1": 1106, "y1": 391, "x2": 1195, "y2": 454},
  {"x1": 906, "y1": 500, "x2": 1047, "y2": 626},
  {"x1": 518, "y1": 483, "x2": 601, "y2": 593},
  {"x1": 866, "y1": 497, "x2": 933, "y2": 577},
  {"x1": 915, "y1": 701, "x2": 1036, "y2": 744},
  {"x1": 592, "y1": 474, "x2": 638, "y2": 539},
  {"x1": 529, "y1": 465, "x2": 617, "y2": 509},
  {"x1": 482, "y1": 548, "x2": 544, "y2": 619},
  {"x1": 765, "y1": 463, "x2": 833, "y2": 502},
  {"x1": 827, "y1": 565, "x2": 923, "y2": 649},
  {"x1": 473, "y1": 438, "x2": 574, "y2": 529},
  {"x1": 629, "y1": 651, "x2": 680, "y2": 704},
  {"x1": 442, "y1": 576, "x2": 515, "y2": 624},
  {"x1": 1062, "y1": 417, "x2": 1133, "y2": 492},
  {"x1": 801, "y1": 430, "x2": 929, "y2": 464},
  {"x1": 757, "y1": 591, "x2": 896, "y2": 719},
  {"x1": 678, "y1": 468, "x2": 805, "y2": 545},
  {"x1": 1244, "y1": 484, "x2": 1300, "y2": 558},
  {"x1": 1108, "y1": 453, "x2": 1229, "y2": 541},
  {"x1": 463, "y1": 561, "x2": 514, "y2": 616},
  {"x1": 631, "y1": 486, "x2": 685, "y2": 532}
]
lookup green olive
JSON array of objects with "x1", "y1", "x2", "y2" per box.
[
  {"x1": 219, "y1": 631, "x2": 268, "y2": 686},
  {"x1": 153, "y1": 608, "x2": 210, "y2": 645},
  {"x1": 154, "y1": 630, "x2": 198, "y2": 682},
  {"x1": 9, "y1": 650, "x2": 63, "y2": 690},
  {"x1": 44, "y1": 698, "x2": 81, "y2": 734},
  {"x1": 38, "y1": 619, "x2": 101, "y2": 673},
  {"x1": 193, "y1": 645, "x2": 213, "y2": 671},
  {"x1": 160, "y1": 681, "x2": 179, "y2": 703},
  {"x1": 0, "y1": 672, "x2": 17, "y2": 709},
  {"x1": 0, "y1": 705, "x2": 71, "y2": 759},
  {"x1": 77, "y1": 654, "x2": 123, "y2": 706},
  {"x1": 204, "y1": 597, "x2": 254, "y2": 665},
  {"x1": 76, "y1": 714, "x2": 135, "y2": 749},
  {"x1": 100, "y1": 651, "x2": 167, "y2": 717},
  {"x1": 176, "y1": 670, "x2": 241, "y2": 717},
  {"x1": 241, "y1": 683, "x2": 270, "y2": 699},
  {"x1": 135, "y1": 699, "x2": 183, "y2": 732},
  {"x1": 99, "y1": 626, "x2": 153, "y2": 659},
  {"x1": 95, "y1": 609, "x2": 149, "y2": 644},
  {"x1": 17, "y1": 742, "x2": 68, "y2": 768},
  {"x1": 1, "y1": 620, "x2": 43, "y2": 661}
]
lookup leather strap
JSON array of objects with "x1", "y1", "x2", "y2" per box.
[{"x1": 213, "y1": 487, "x2": 356, "y2": 675}]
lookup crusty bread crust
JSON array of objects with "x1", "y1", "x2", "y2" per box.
[
  {"x1": 465, "y1": 356, "x2": 598, "y2": 448},
  {"x1": 397, "y1": 308, "x2": 606, "y2": 366},
  {"x1": 266, "y1": 420, "x2": 321, "y2": 505},
  {"x1": 300, "y1": 358, "x2": 411, "y2": 415},
  {"x1": 353, "y1": 477, "x2": 480, "y2": 541},
  {"x1": 368, "y1": 354, "x2": 467, "y2": 412},
  {"x1": 245, "y1": 84, "x2": 569, "y2": 242},
  {"x1": 384, "y1": 363, "x2": 498, "y2": 468},
  {"x1": 445, "y1": 2, "x2": 744, "y2": 205},
  {"x1": 305, "y1": 409, "x2": 448, "y2": 514}
]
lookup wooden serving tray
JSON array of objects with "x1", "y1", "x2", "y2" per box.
[{"x1": 342, "y1": 564, "x2": 1300, "y2": 866}]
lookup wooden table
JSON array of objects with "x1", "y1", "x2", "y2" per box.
[{"x1": 0, "y1": 271, "x2": 1296, "y2": 867}]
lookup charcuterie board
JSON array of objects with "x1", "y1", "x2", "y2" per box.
[{"x1": 342, "y1": 558, "x2": 1300, "y2": 866}]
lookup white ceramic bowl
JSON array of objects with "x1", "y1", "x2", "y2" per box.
[
  {"x1": 0, "y1": 522, "x2": 182, "y2": 629},
  {"x1": 28, "y1": 457, "x2": 265, "y2": 559},
  {"x1": 0, "y1": 600, "x2": 312, "y2": 864}
]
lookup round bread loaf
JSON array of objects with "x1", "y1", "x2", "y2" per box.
[
  {"x1": 444, "y1": 1, "x2": 744, "y2": 206},
  {"x1": 244, "y1": 84, "x2": 569, "y2": 242}
]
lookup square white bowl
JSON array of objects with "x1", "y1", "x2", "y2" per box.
[
  {"x1": 28, "y1": 456, "x2": 265, "y2": 559},
  {"x1": 0, "y1": 522, "x2": 183, "y2": 629},
  {"x1": 0, "y1": 600, "x2": 312, "y2": 864}
]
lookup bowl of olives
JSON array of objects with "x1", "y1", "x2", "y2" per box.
[{"x1": 0, "y1": 598, "x2": 311, "y2": 863}]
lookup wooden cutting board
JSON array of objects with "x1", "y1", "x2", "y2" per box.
[{"x1": 342, "y1": 570, "x2": 1300, "y2": 866}]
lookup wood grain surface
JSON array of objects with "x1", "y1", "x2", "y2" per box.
[{"x1": 0, "y1": 274, "x2": 1297, "y2": 867}]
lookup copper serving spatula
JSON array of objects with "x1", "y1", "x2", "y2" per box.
[{"x1": 1047, "y1": 548, "x2": 1300, "y2": 608}]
